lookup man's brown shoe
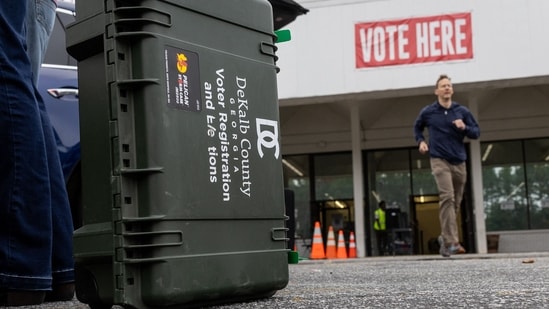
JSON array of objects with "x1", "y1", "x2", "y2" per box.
[
  {"x1": 450, "y1": 244, "x2": 466, "y2": 254},
  {"x1": 6, "y1": 290, "x2": 46, "y2": 306},
  {"x1": 45, "y1": 283, "x2": 75, "y2": 302}
]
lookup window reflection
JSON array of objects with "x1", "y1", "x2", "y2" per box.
[
  {"x1": 314, "y1": 153, "x2": 353, "y2": 200},
  {"x1": 482, "y1": 138, "x2": 549, "y2": 231},
  {"x1": 282, "y1": 155, "x2": 311, "y2": 239},
  {"x1": 410, "y1": 150, "x2": 437, "y2": 196},
  {"x1": 367, "y1": 150, "x2": 411, "y2": 212},
  {"x1": 525, "y1": 139, "x2": 549, "y2": 229}
]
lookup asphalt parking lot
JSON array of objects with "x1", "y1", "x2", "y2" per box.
[
  {"x1": 8, "y1": 252, "x2": 549, "y2": 308},
  {"x1": 213, "y1": 252, "x2": 549, "y2": 309}
]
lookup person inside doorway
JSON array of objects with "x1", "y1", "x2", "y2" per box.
[
  {"x1": 413, "y1": 74, "x2": 480, "y2": 257},
  {"x1": 374, "y1": 200, "x2": 387, "y2": 256}
]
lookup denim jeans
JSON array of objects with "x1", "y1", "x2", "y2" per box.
[
  {"x1": 430, "y1": 158, "x2": 466, "y2": 245},
  {"x1": 0, "y1": 0, "x2": 74, "y2": 291},
  {"x1": 26, "y1": 0, "x2": 57, "y2": 84}
]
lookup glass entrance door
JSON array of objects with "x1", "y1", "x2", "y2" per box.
[
  {"x1": 316, "y1": 200, "x2": 355, "y2": 248},
  {"x1": 412, "y1": 195, "x2": 465, "y2": 254}
]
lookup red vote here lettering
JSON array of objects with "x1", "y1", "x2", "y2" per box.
[{"x1": 355, "y1": 13, "x2": 473, "y2": 68}]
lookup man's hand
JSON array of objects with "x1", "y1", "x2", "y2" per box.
[
  {"x1": 453, "y1": 119, "x2": 466, "y2": 130},
  {"x1": 419, "y1": 141, "x2": 429, "y2": 154}
]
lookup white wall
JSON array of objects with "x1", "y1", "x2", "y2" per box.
[{"x1": 276, "y1": 0, "x2": 549, "y2": 99}]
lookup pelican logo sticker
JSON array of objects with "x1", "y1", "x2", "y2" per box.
[
  {"x1": 176, "y1": 53, "x2": 188, "y2": 73},
  {"x1": 256, "y1": 118, "x2": 280, "y2": 159},
  {"x1": 164, "y1": 46, "x2": 201, "y2": 112}
]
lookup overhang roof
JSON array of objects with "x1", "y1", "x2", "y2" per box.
[{"x1": 269, "y1": 0, "x2": 309, "y2": 30}]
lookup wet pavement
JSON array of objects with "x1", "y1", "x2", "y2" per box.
[{"x1": 7, "y1": 252, "x2": 549, "y2": 308}]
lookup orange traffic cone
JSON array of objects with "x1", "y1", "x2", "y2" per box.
[
  {"x1": 309, "y1": 221, "x2": 326, "y2": 259},
  {"x1": 325, "y1": 226, "x2": 337, "y2": 259},
  {"x1": 336, "y1": 230, "x2": 348, "y2": 259},
  {"x1": 348, "y1": 231, "x2": 357, "y2": 258}
]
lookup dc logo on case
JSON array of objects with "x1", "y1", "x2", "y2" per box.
[{"x1": 256, "y1": 118, "x2": 280, "y2": 159}]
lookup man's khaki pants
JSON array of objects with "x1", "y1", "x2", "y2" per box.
[{"x1": 430, "y1": 158, "x2": 467, "y2": 245}]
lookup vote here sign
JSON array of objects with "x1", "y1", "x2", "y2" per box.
[{"x1": 355, "y1": 13, "x2": 473, "y2": 68}]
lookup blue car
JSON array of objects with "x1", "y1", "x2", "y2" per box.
[
  {"x1": 41, "y1": 2, "x2": 81, "y2": 228},
  {"x1": 42, "y1": 1, "x2": 307, "y2": 229}
]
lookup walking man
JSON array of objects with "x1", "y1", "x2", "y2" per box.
[{"x1": 413, "y1": 74, "x2": 480, "y2": 257}]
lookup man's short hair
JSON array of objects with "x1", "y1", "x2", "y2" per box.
[{"x1": 436, "y1": 74, "x2": 451, "y2": 88}]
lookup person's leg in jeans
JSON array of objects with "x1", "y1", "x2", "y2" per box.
[
  {"x1": 26, "y1": 0, "x2": 75, "y2": 300},
  {"x1": 430, "y1": 158, "x2": 460, "y2": 246},
  {"x1": 26, "y1": 0, "x2": 57, "y2": 84},
  {"x1": 36, "y1": 80, "x2": 75, "y2": 300},
  {"x1": 0, "y1": 1, "x2": 52, "y2": 305}
]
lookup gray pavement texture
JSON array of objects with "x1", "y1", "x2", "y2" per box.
[{"x1": 4, "y1": 252, "x2": 549, "y2": 309}]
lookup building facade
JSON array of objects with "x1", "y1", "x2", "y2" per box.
[{"x1": 276, "y1": 0, "x2": 549, "y2": 257}]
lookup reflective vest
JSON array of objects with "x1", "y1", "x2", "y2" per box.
[{"x1": 374, "y1": 208, "x2": 386, "y2": 231}]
